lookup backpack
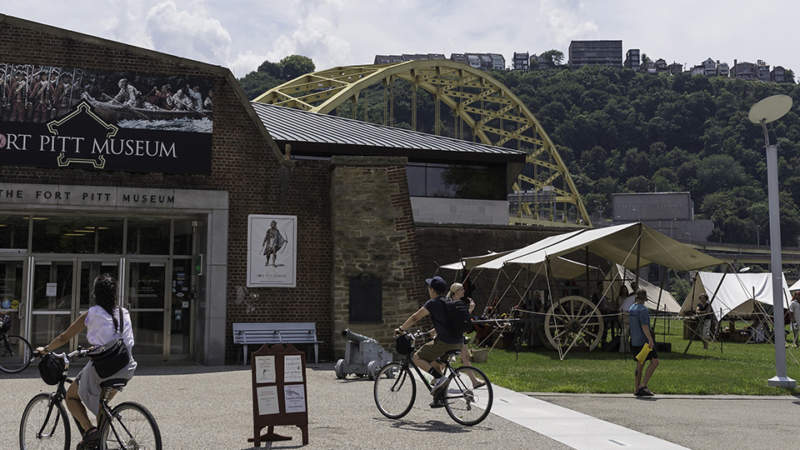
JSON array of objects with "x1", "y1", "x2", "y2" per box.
[{"x1": 445, "y1": 298, "x2": 472, "y2": 335}]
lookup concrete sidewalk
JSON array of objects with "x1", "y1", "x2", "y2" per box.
[
  {"x1": 535, "y1": 392, "x2": 800, "y2": 450},
  {"x1": 1, "y1": 364, "x2": 568, "y2": 449},
  {"x1": 4, "y1": 363, "x2": 796, "y2": 449}
]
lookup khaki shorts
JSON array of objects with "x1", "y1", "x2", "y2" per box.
[{"x1": 415, "y1": 339, "x2": 462, "y2": 363}]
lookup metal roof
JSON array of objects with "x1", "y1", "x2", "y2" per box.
[{"x1": 251, "y1": 102, "x2": 526, "y2": 157}]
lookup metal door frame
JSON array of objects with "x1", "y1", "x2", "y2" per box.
[{"x1": 124, "y1": 257, "x2": 171, "y2": 360}]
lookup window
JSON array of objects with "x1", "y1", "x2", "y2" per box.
[
  {"x1": 406, "y1": 163, "x2": 506, "y2": 200},
  {"x1": 127, "y1": 218, "x2": 170, "y2": 255},
  {"x1": 0, "y1": 216, "x2": 28, "y2": 249},
  {"x1": 32, "y1": 217, "x2": 123, "y2": 254}
]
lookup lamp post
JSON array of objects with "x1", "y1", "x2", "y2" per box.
[{"x1": 748, "y1": 94, "x2": 796, "y2": 389}]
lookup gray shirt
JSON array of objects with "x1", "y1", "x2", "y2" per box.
[{"x1": 628, "y1": 302, "x2": 650, "y2": 347}]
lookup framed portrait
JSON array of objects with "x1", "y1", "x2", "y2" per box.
[{"x1": 247, "y1": 214, "x2": 297, "y2": 288}]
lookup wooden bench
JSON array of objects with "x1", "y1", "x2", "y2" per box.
[{"x1": 233, "y1": 322, "x2": 322, "y2": 364}]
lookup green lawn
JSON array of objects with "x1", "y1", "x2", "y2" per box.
[{"x1": 468, "y1": 318, "x2": 800, "y2": 395}]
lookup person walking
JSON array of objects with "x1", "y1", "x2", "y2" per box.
[
  {"x1": 695, "y1": 294, "x2": 713, "y2": 349},
  {"x1": 789, "y1": 291, "x2": 800, "y2": 347},
  {"x1": 629, "y1": 289, "x2": 658, "y2": 397}
]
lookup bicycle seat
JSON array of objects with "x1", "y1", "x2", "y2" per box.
[
  {"x1": 440, "y1": 349, "x2": 461, "y2": 359},
  {"x1": 100, "y1": 378, "x2": 129, "y2": 389}
]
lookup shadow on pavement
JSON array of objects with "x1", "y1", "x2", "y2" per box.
[{"x1": 374, "y1": 417, "x2": 486, "y2": 434}]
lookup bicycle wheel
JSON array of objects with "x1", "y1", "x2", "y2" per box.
[
  {"x1": 0, "y1": 334, "x2": 33, "y2": 373},
  {"x1": 443, "y1": 366, "x2": 493, "y2": 426},
  {"x1": 373, "y1": 362, "x2": 416, "y2": 419},
  {"x1": 100, "y1": 402, "x2": 162, "y2": 450},
  {"x1": 19, "y1": 393, "x2": 70, "y2": 450}
]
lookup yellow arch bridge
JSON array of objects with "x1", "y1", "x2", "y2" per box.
[{"x1": 254, "y1": 60, "x2": 591, "y2": 227}]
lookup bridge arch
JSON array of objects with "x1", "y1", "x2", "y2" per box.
[{"x1": 254, "y1": 60, "x2": 590, "y2": 226}]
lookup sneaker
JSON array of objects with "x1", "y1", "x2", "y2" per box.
[
  {"x1": 634, "y1": 387, "x2": 644, "y2": 397},
  {"x1": 472, "y1": 381, "x2": 486, "y2": 390},
  {"x1": 429, "y1": 398, "x2": 446, "y2": 408},
  {"x1": 77, "y1": 427, "x2": 99, "y2": 450},
  {"x1": 639, "y1": 387, "x2": 655, "y2": 397},
  {"x1": 431, "y1": 376, "x2": 448, "y2": 396}
]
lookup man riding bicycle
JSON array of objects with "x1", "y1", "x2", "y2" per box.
[{"x1": 396, "y1": 275, "x2": 465, "y2": 408}]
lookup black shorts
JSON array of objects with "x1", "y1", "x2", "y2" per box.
[{"x1": 630, "y1": 345, "x2": 658, "y2": 362}]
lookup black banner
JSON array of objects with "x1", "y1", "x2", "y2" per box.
[{"x1": 0, "y1": 63, "x2": 213, "y2": 174}]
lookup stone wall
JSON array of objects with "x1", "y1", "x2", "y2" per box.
[{"x1": 330, "y1": 156, "x2": 425, "y2": 355}]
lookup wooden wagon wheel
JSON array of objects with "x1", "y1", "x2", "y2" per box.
[{"x1": 544, "y1": 295, "x2": 604, "y2": 352}]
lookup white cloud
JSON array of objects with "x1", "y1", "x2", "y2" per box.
[
  {"x1": 144, "y1": 1, "x2": 231, "y2": 64},
  {"x1": 1, "y1": 0, "x2": 798, "y2": 78}
]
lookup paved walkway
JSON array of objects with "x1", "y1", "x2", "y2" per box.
[{"x1": 3, "y1": 363, "x2": 797, "y2": 449}]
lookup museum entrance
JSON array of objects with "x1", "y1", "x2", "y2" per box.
[{"x1": 1, "y1": 214, "x2": 202, "y2": 361}]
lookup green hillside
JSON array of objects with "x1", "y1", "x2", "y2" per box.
[{"x1": 240, "y1": 59, "x2": 800, "y2": 246}]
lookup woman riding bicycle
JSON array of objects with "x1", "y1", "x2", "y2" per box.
[{"x1": 38, "y1": 274, "x2": 136, "y2": 448}]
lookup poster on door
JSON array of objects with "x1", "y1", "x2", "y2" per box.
[{"x1": 247, "y1": 215, "x2": 297, "y2": 288}]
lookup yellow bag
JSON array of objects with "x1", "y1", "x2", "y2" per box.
[{"x1": 635, "y1": 343, "x2": 652, "y2": 363}]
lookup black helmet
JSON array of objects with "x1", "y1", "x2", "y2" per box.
[
  {"x1": 395, "y1": 334, "x2": 414, "y2": 355},
  {"x1": 38, "y1": 354, "x2": 66, "y2": 385}
]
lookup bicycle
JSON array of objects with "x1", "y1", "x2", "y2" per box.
[
  {"x1": 373, "y1": 330, "x2": 493, "y2": 426},
  {"x1": 0, "y1": 314, "x2": 33, "y2": 373},
  {"x1": 19, "y1": 347, "x2": 162, "y2": 450}
]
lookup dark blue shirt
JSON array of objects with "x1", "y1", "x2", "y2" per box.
[
  {"x1": 628, "y1": 303, "x2": 650, "y2": 347},
  {"x1": 424, "y1": 296, "x2": 462, "y2": 345}
]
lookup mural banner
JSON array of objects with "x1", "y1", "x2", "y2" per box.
[{"x1": 0, "y1": 63, "x2": 213, "y2": 173}]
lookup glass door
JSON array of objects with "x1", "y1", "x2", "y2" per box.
[
  {"x1": 30, "y1": 259, "x2": 75, "y2": 350},
  {"x1": 125, "y1": 259, "x2": 168, "y2": 358},
  {"x1": 0, "y1": 259, "x2": 26, "y2": 337}
]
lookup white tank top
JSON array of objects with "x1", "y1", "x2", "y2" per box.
[{"x1": 85, "y1": 305, "x2": 135, "y2": 348}]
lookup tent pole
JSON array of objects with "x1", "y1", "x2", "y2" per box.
[
  {"x1": 652, "y1": 275, "x2": 666, "y2": 346},
  {"x1": 635, "y1": 223, "x2": 642, "y2": 287},
  {"x1": 485, "y1": 269, "x2": 503, "y2": 316},
  {"x1": 585, "y1": 246, "x2": 590, "y2": 297}
]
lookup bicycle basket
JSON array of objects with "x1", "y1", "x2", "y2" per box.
[
  {"x1": 39, "y1": 354, "x2": 66, "y2": 385},
  {"x1": 395, "y1": 334, "x2": 414, "y2": 355},
  {"x1": 0, "y1": 315, "x2": 10, "y2": 334}
]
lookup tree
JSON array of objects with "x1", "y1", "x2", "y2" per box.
[
  {"x1": 625, "y1": 176, "x2": 650, "y2": 192},
  {"x1": 280, "y1": 55, "x2": 315, "y2": 80},
  {"x1": 257, "y1": 60, "x2": 283, "y2": 78},
  {"x1": 538, "y1": 50, "x2": 564, "y2": 68},
  {"x1": 238, "y1": 70, "x2": 282, "y2": 100}
]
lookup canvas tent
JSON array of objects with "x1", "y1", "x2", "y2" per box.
[
  {"x1": 790, "y1": 279, "x2": 800, "y2": 292},
  {"x1": 613, "y1": 264, "x2": 681, "y2": 313},
  {"x1": 680, "y1": 272, "x2": 791, "y2": 321},
  {"x1": 440, "y1": 250, "x2": 598, "y2": 280},
  {"x1": 494, "y1": 222, "x2": 722, "y2": 272}
]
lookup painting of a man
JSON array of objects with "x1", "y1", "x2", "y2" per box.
[
  {"x1": 262, "y1": 220, "x2": 286, "y2": 267},
  {"x1": 248, "y1": 215, "x2": 296, "y2": 288}
]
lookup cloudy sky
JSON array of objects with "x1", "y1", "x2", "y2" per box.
[{"x1": 3, "y1": 0, "x2": 798, "y2": 78}]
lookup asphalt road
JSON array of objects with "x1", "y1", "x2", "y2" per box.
[
  {"x1": 535, "y1": 392, "x2": 800, "y2": 450},
  {"x1": 2, "y1": 363, "x2": 569, "y2": 449}
]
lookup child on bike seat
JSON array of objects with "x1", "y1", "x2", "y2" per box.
[
  {"x1": 395, "y1": 275, "x2": 464, "y2": 408},
  {"x1": 38, "y1": 274, "x2": 137, "y2": 449}
]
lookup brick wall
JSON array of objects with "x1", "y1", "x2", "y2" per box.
[
  {"x1": 330, "y1": 156, "x2": 425, "y2": 355},
  {"x1": 0, "y1": 16, "x2": 334, "y2": 363}
]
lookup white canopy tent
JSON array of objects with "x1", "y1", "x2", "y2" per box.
[
  {"x1": 440, "y1": 251, "x2": 598, "y2": 280},
  {"x1": 680, "y1": 272, "x2": 792, "y2": 321},
  {"x1": 789, "y1": 279, "x2": 800, "y2": 292}
]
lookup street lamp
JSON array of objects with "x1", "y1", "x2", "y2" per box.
[{"x1": 748, "y1": 94, "x2": 796, "y2": 389}]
